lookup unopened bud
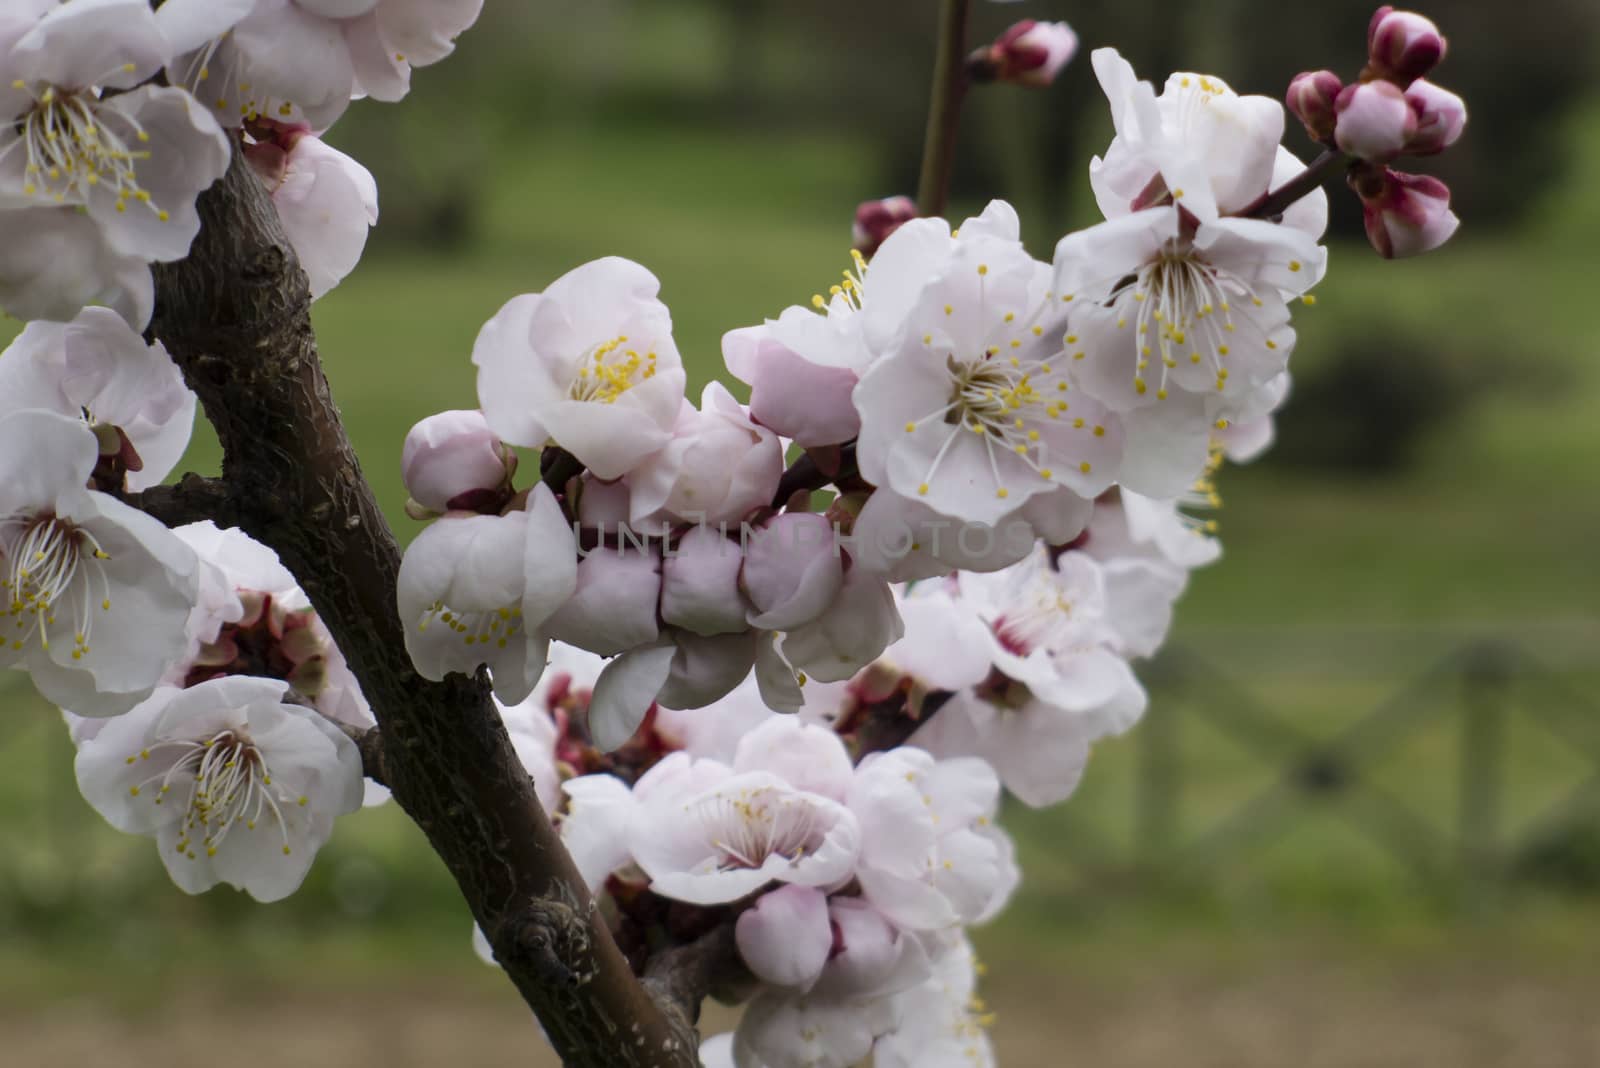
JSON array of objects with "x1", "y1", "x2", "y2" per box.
[
  {"x1": 1334, "y1": 80, "x2": 1416, "y2": 162},
  {"x1": 660, "y1": 526, "x2": 748, "y2": 637},
  {"x1": 972, "y1": 20, "x2": 1079, "y2": 89},
  {"x1": 401, "y1": 409, "x2": 517, "y2": 516},
  {"x1": 740, "y1": 512, "x2": 844, "y2": 631},
  {"x1": 1403, "y1": 79, "x2": 1466, "y2": 155},
  {"x1": 851, "y1": 196, "x2": 917, "y2": 258},
  {"x1": 1367, "y1": 6, "x2": 1447, "y2": 87},
  {"x1": 1348, "y1": 164, "x2": 1459, "y2": 259},
  {"x1": 1286, "y1": 70, "x2": 1343, "y2": 142}
]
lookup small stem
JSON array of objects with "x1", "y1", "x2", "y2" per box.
[
  {"x1": 770, "y1": 443, "x2": 857, "y2": 509},
  {"x1": 1238, "y1": 148, "x2": 1347, "y2": 220},
  {"x1": 915, "y1": 0, "x2": 973, "y2": 219}
]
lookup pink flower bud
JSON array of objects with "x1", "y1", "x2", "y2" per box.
[
  {"x1": 545, "y1": 547, "x2": 662, "y2": 655},
  {"x1": 660, "y1": 526, "x2": 748, "y2": 637},
  {"x1": 725, "y1": 328, "x2": 861, "y2": 448},
  {"x1": 1367, "y1": 6, "x2": 1447, "y2": 86},
  {"x1": 1349, "y1": 165, "x2": 1459, "y2": 259},
  {"x1": 1286, "y1": 70, "x2": 1343, "y2": 142},
  {"x1": 1334, "y1": 80, "x2": 1416, "y2": 162},
  {"x1": 402, "y1": 409, "x2": 516, "y2": 515},
  {"x1": 988, "y1": 20, "x2": 1078, "y2": 88},
  {"x1": 851, "y1": 196, "x2": 917, "y2": 258},
  {"x1": 1403, "y1": 79, "x2": 1466, "y2": 155},
  {"x1": 740, "y1": 513, "x2": 844, "y2": 631}
]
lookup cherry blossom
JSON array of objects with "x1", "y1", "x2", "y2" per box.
[
  {"x1": 853, "y1": 201, "x2": 1121, "y2": 524},
  {"x1": 0, "y1": 410, "x2": 198, "y2": 717},
  {"x1": 0, "y1": 307, "x2": 196, "y2": 492},
  {"x1": 0, "y1": 0, "x2": 231, "y2": 306},
  {"x1": 397, "y1": 483, "x2": 577, "y2": 704},
  {"x1": 243, "y1": 120, "x2": 378, "y2": 299},
  {"x1": 74, "y1": 675, "x2": 363, "y2": 901},
  {"x1": 473, "y1": 257, "x2": 687, "y2": 480}
]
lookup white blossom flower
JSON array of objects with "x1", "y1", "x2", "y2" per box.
[
  {"x1": 73, "y1": 675, "x2": 363, "y2": 902},
  {"x1": 854, "y1": 201, "x2": 1121, "y2": 525},
  {"x1": 167, "y1": 520, "x2": 387, "y2": 804},
  {"x1": 874, "y1": 934, "x2": 996, "y2": 1068},
  {"x1": 1053, "y1": 204, "x2": 1324, "y2": 496},
  {"x1": 0, "y1": 307, "x2": 195, "y2": 491},
  {"x1": 848, "y1": 748, "x2": 1015, "y2": 930},
  {"x1": 163, "y1": 0, "x2": 483, "y2": 131},
  {"x1": 0, "y1": 0, "x2": 232, "y2": 274},
  {"x1": 1087, "y1": 47, "x2": 1285, "y2": 223},
  {"x1": 733, "y1": 895, "x2": 931, "y2": 1068},
  {"x1": 244, "y1": 123, "x2": 377, "y2": 299},
  {"x1": 0, "y1": 410, "x2": 197, "y2": 716},
  {"x1": 629, "y1": 744, "x2": 861, "y2": 904},
  {"x1": 397, "y1": 483, "x2": 577, "y2": 704},
  {"x1": 472, "y1": 257, "x2": 687, "y2": 480}
]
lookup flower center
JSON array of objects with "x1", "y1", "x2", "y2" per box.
[
  {"x1": 11, "y1": 80, "x2": 168, "y2": 219},
  {"x1": 416, "y1": 601, "x2": 524, "y2": 650},
  {"x1": 568, "y1": 336, "x2": 657, "y2": 404},
  {"x1": 0, "y1": 512, "x2": 112, "y2": 660},
  {"x1": 993, "y1": 584, "x2": 1077, "y2": 656},
  {"x1": 185, "y1": 592, "x2": 331, "y2": 698},
  {"x1": 900, "y1": 264, "x2": 1105, "y2": 500},
  {"x1": 692, "y1": 786, "x2": 827, "y2": 872},
  {"x1": 1128, "y1": 248, "x2": 1255, "y2": 398},
  {"x1": 170, "y1": 33, "x2": 299, "y2": 124},
  {"x1": 125, "y1": 728, "x2": 306, "y2": 860}
]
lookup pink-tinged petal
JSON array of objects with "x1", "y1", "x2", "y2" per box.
[
  {"x1": 587, "y1": 643, "x2": 675, "y2": 751},
  {"x1": 736, "y1": 885, "x2": 832, "y2": 990},
  {"x1": 12, "y1": 0, "x2": 169, "y2": 89},
  {"x1": 733, "y1": 717, "x2": 854, "y2": 801},
  {"x1": 154, "y1": 0, "x2": 257, "y2": 55}
]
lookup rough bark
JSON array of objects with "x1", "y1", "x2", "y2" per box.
[{"x1": 146, "y1": 144, "x2": 696, "y2": 1067}]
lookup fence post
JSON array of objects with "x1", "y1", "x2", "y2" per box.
[{"x1": 1459, "y1": 641, "x2": 1512, "y2": 907}]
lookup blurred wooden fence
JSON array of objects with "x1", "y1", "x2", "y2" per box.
[{"x1": 1048, "y1": 634, "x2": 1600, "y2": 903}]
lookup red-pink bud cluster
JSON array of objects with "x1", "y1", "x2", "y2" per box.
[{"x1": 1289, "y1": 8, "x2": 1466, "y2": 258}]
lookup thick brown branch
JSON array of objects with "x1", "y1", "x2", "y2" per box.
[
  {"x1": 122, "y1": 473, "x2": 234, "y2": 527},
  {"x1": 149, "y1": 145, "x2": 694, "y2": 1067}
]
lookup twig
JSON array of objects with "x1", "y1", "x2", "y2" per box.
[
  {"x1": 332, "y1": 721, "x2": 389, "y2": 786},
  {"x1": 915, "y1": 0, "x2": 974, "y2": 218},
  {"x1": 1239, "y1": 148, "x2": 1348, "y2": 220}
]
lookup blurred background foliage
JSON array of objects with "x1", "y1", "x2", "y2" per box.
[{"x1": 4, "y1": 1, "x2": 1600, "y2": 1064}]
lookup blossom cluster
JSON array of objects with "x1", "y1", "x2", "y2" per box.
[
  {"x1": 379, "y1": 35, "x2": 1465, "y2": 1063},
  {"x1": 0, "y1": 0, "x2": 489, "y2": 902},
  {"x1": 0, "y1": 0, "x2": 477, "y2": 326},
  {"x1": 0, "y1": 4, "x2": 1470, "y2": 1064}
]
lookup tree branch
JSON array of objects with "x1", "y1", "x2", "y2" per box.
[
  {"x1": 642, "y1": 922, "x2": 741, "y2": 1048},
  {"x1": 1239, "y1": 148, "x2": 1348, "y2": 220},
  {"x1": 149, "y1": 144, "x2": 695, "y2": 1067},
  {"x1": 122, "y1": 473, "x2": 234, "y2": 527},
  {"x1": 915, "y1": 0, "x2": 973, "y2": 218}
]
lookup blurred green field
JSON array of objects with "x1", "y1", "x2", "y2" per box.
[{"x1": 4, "y1": 19, "x2": 1600, "y2": 1063}]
